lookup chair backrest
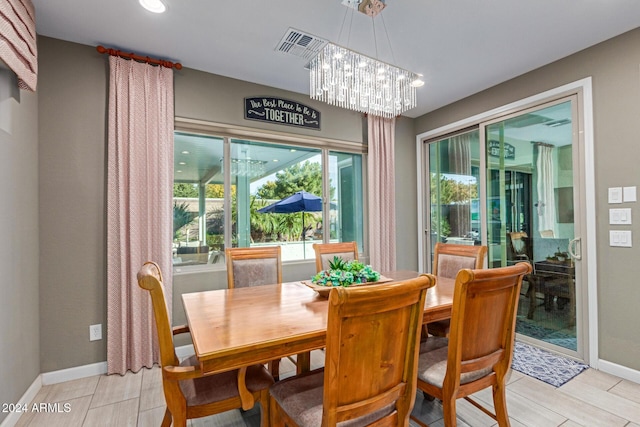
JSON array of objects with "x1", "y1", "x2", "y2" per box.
[
  {"x1": 507, "y1": 232, "x2": 531, "y2": 261},
  {"x1": 322, "y1": 274, "x2": 436, "y2": 425},
  {"x1": 137, "y1": 261, "x2": 178, "y2": 369},
  {"x1": 225, "y1": 246, "x2": 282, "y2": 288},
  {"x1": 312, "y1": 241, "x2": 359, "y2": 272},
  {"x1": 540, "y1": 229, "x2": 555, "y2": 238},
  {"x1": 444, "y1": 262, "x2": 532, "y2": 393},
  {"x1": 433, "y1": 242, "x2": 487, "y2": 279}
]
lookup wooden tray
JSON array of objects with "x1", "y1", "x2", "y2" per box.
[{"x1": 303, "y1": 275, "x2": 394, "y2": 297}]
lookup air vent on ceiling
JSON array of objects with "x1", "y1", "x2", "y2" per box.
[{"x1": 275, "y1": 28, "x2": 328, "y2": 61}]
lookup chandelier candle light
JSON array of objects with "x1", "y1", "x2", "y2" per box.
[{"x1": 310, "y1": 43, "x2": 422, "y2": 118}]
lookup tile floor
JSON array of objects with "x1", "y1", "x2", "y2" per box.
[{"x1": 13, "y1": 350, "x2": 640, "y2": 427}]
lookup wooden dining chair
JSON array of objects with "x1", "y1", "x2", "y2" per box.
[
  {"x1": 312, "y1": 241, "x2": 359, "y2": 272},
  {"x1": 427, "y1": 243, "x2": 487, "y2": 337},
  {"x1": 225, "y1": 246, "x2": 283, "y2": 288},
  {"x1": 414, "y1": 262, "x2": 532, "y2": 427},
  {"x1": 269, "y1": 274, "x2": 436, "y2": 427},
  {"x1": 137, "y1": 261, "x2": 274, "y2": 427},
  {"x1": 225, "y1": 246, "x2": 292, "y2": 380}
]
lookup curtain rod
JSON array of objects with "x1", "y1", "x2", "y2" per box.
[
  {"x1": 96, "y1": 45, "x2": 182, "y2": 70},
  {"x1": 531, "y1": 141, "x2": 554, "y2": 148}
]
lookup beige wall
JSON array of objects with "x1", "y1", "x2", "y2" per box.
[
  {"x1": 38, "y1": 38, "x2": 109, "y2": 372},
  {"x1": 174, "y1": 67, "x2": 365, "y2": 144},
  {"x1": 415, "y1": 28, "x2": 640, "y2": 370},
  {"x1": 393, "y1": 115, "x2": 419, "y2": 270},
  {"x1": 0, "y1": 69, "x2": 39, "y2": 423}
]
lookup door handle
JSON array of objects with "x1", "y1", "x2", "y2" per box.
[{"x1": 568, "y1": 237, "x2": 581, "y2": 260}]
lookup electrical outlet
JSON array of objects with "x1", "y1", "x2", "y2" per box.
[{"x1": 89, "y1": 324, "x2": 102, "y2": 341}]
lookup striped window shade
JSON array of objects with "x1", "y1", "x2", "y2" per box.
[{"x1": 0, "y1": 0, "x2": 37, "y2": 91}]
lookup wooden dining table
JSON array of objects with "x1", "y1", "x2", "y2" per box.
[{"x1": 181, "y1": 270, "x2": 455, "y2": 375}]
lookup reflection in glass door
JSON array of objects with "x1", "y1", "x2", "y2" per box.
[
  {"x1": 484, "y1": 99, "x2": 579, "y2": 355},
  {"x1": 427, "y1": 130, "x2": 482, "y2": 271}
]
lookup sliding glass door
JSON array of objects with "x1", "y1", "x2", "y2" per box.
[
  {"x1": 484, "y1": 99, "x2": 580, "y2": 355},
  {"x1": 425, "y1": 96, "x2": 584, "y2": 359}
]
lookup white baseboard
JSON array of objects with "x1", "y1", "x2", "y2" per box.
[
  {"x1": 0, "y1": 375, "x2": 41, "y2": 427},
  {"x1": 41, "y1": 361, "x2": 107, "y2": 386},
  {"x1": 36, "y1": 345, "x2": 194, "y2": 386},
  {"x1": 598, "y1": 359, "x2": 640, "y2": 384}
]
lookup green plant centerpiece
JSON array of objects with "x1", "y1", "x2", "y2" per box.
[{"x1": 311, "y1": 256, "x2": 381, "y2": 287}]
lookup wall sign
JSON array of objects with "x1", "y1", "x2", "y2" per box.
[
  {"x1": 487, "y1": 140, "x2": 515, "y2": 160},
  {"x1": 244, "y1": 97, "x2": 320, "y2": 130}
]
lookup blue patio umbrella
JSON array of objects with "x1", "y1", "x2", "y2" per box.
[
  {"x1": 258, "y1": 191, "x2": 323, "y2": 257},
  {"x1": 258, "y1": 190, "x2": 323, "y2": 214}
]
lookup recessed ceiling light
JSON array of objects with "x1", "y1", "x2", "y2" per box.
[
  {"x1": 181, "y1": 150, "x2": 190, "y2": 155},
  {"x1": 139, "y1": 0, "x2": 166, "y2": 14},
  {"x1": 411, "y1": 74, "x2": 425, "y2": 88},
  {"x1": 273, "y1": 159, "x2": 279, "y2": 162},
  {"x1": 178, "y1": 161, "x2": 186, "y2": 165}
]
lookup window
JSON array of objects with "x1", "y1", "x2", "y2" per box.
[
  {"x1": 172, "y1": 125, "x2": 365, "y2": 266},
  {"x1": 173, "y1": 133, "x2": 225, "y2": 266},
  {"x1": 230, "y1": 139, "x2": 322, "y2": 261},
  {"x1": 328, "y1": 151, "x2": 364, "y2": 253}
]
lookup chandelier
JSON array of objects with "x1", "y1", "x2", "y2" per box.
[
  {"x1": 310, "y1": 43, "x2": 422, "y2": 118},
  {"x1": 308, "y1": 2, "x2": 423, "y2": 118},
  {"x1": 221, "y1": 158, "x2": 267, "y2": 178}
]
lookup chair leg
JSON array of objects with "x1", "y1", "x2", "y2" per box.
[
  {"x1": 161, "y1": 408, "x2": 171, "y2": 427},
  {"x1": 442, "y1": 396, "x2": 457, "y2": 427},
  {"x1": 427, "y1": 320, "x2": 450, "y2": 338},
  {"x1": 270, "y1": 396, "x2": 285, "y2": 427},
  {"x1": 422, "y1": 390, "x2": 435, "y2": 401},
  {"x1": 171, "y1": 411, "x2": 187, "y2": 427},
  {"x1": 269, "y1": 359, "x2": 280, "y2": 381},
  {"x1": 420, "y1": 324, "x2": 429, "y2": 342},
  {"x1": 492, "y1": 382, "x2": 511, "y2": 427},
  {"x1": 259, "y1": 389, "x2": 270, "y2": 427},
  {"x1": 526, "y1": 278, "x2": 535, "y2": 319}
]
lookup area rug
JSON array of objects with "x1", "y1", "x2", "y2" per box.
[{"x1": 511, "y1": 341, "x2": 588, "y2": 387}]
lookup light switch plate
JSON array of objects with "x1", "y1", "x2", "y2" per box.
[
  {"x1": 609, "y1": 230, "x2": 632, "y2": 247},
  {"x1": 609, "y1": 187, "x2": 623, "y2": 204},
  {"x1": 609, "y1": 208, "x2": 632, "y2": 225},
  {"x1": 623, "y1": 186, "x2": 637, "y2": 202}
]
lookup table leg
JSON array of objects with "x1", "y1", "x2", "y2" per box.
[
  {"x1": 527, "y1": 277, "x2": 538, "y2": 319},
  {"x1": 296, "y1": 352, "x2": 311, "y2": 374}
]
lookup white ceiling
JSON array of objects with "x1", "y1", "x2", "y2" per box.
[{"x1": 32, "y1": 0, "x2": 640, "y2": 118}]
